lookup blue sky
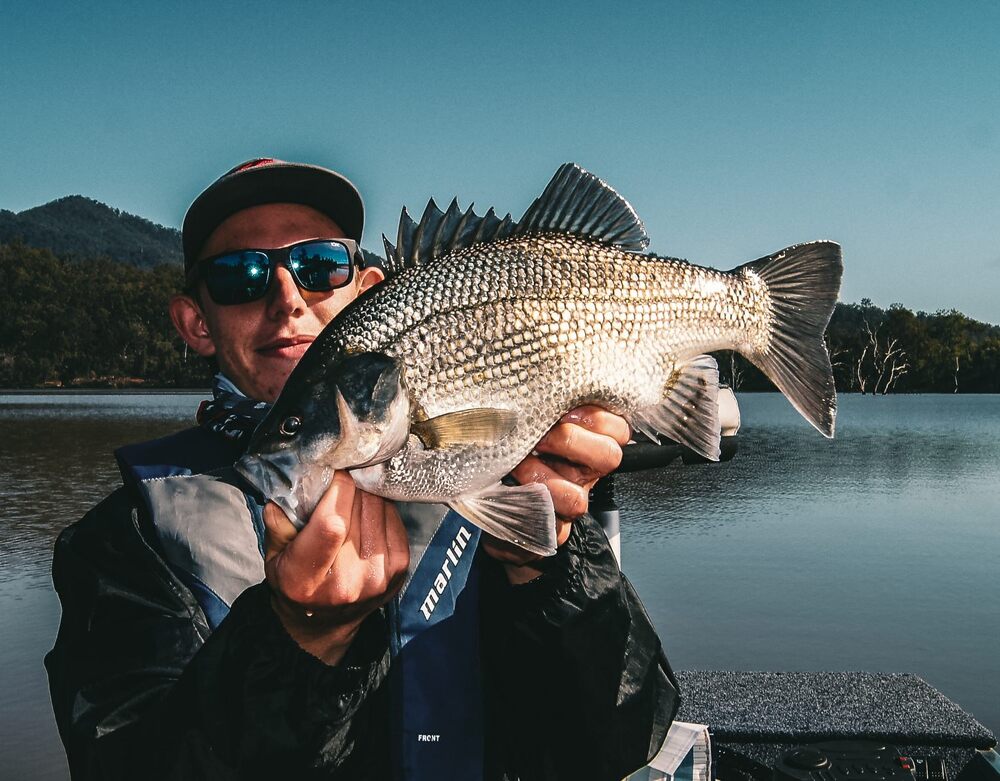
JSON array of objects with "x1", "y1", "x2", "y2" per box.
[{"x1": 2, "y1": 1, "x2": 999, "y2": 322}]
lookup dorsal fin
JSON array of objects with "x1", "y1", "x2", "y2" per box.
[
  {"x1": 381, "y1": 162, "x2": 648, "y2": 270},
  {"x1": 514, "y1": 163, "x2": 649, "y2": 251},
  {"x1": 382, "y1": 199, "x2": 518, "y2": 269}
]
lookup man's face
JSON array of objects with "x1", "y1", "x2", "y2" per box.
[{"x1": 173, "y1": 202, "x2": 383, "y2": 402}]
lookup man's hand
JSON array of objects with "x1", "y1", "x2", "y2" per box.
[
  {"x1": 262, "y1": 472, "x2": 409, "y2": 665},
  {"x1": 481, "y1": 406, "x2": 630, "y2": 583}
]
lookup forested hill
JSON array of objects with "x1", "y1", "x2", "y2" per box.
[{"x1": 0, "y1": 196, "x2": 183, "y2": 268}]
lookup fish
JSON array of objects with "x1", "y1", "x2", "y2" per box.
[{"x1": 235, "y1": 163, "x2": 842, "y2": 556}]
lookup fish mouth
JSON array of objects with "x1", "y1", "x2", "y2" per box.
[
  {"x1": 235, "y1": 411, "x2": 406, "y2": 529},
  {"x1": 235, "y1": 450, "x2": 329, "y2": 529},
  {"x1": 237, "y1": 352, "x2": 413, "y2": 525}
]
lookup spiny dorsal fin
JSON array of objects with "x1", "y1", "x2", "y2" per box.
[
  {"x1": 381, "y1": 199, "x2": 518, "y2": 270},
  {"x1": 381, "y1": 163, "x2": 648, "y2": 270},
  {"x1": 514, "y1": 163, "x2": 649, "y2": 251}
]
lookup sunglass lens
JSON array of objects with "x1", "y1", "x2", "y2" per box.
[
  {"x1": 204, "y1": 251, "x2": 271, "y2": 305},
  {"x1": 289, "y1": 242, "x2": 353, "y2": 291}
]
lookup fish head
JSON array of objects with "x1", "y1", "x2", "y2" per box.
[{"x1": 235, "y1": 351, "x2": 412, "y2": 524}]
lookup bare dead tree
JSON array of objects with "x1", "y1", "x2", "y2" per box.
[
  {"x1": 855, "y1": 341, "x2": 871, "y2": 394},
  {"x1": 826, "y1": 335, "x2": 850, "y2": 390},
  {"x1": 855, "y1": 320, "x2": 909, "y2": 395},
  {"x1": 727, "y1": 351, "x2": 744, "y2": 391},
  {"x1": 952, "y1": 349, "x2": 971, "y2": 393},
  {"x1": 875, "y1": 336, "x2": 909, "y2": 394}
]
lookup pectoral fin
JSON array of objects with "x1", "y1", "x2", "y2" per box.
[
  {"x1": 412, "y1": 408, "x2": 518, "y2": 449},
  {"x1": 450, "y1": 482, "x2": 557, "y2": 557},
  {"x1": 629, "y1": 354, "x2": 721, "y2": 461}
]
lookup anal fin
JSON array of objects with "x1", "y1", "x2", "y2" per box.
[
  {"x1": 630, "y1": 354, "x2": 721, "y2": 461},
  {"x1": 450, "y1": 482, "x2": 556, "y2": 557}
]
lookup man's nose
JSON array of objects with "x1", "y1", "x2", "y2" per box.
[{"x1": 266, "y1": 264, "x2": 307, "y2": 318}]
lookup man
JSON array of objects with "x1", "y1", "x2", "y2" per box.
[{"x1": 46, "y1": 159, "x2": 678, "y2": 780}]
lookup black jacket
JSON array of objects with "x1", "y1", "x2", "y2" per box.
[{"x1": 46, "y1": 485, "x2": 679, "y2": 780}]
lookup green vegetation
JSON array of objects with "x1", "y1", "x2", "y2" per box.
[{"x1": 0, "y1": 242, "x2": 207, "y2": 388}]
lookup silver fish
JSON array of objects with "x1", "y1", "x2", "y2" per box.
[{"x1": 236, "y1": 164, "x2": 842, "y2": 556}]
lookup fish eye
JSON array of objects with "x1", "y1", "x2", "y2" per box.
[{"x1": 279, "y1": 415, "x2": 302, "y2": 436}]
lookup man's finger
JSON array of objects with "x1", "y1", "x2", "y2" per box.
[
  {"x1": 511, "y1": 455, "x2": 590, "y2": 520},
  {"x1": 481, "y1": 533, "x2": 539, "y2": 567},
  {"x1": 539, "y1": 455, "x2": 599, "y2": 487},
  {"x1": 279, "y1": 471, "x2": 357, "y2": 583},
  {"x1": 358, "y1": 490, "x2": 385, "y2": 560},
  {"x1": 555, "y1": 516, "x2": 572, "y2": 547},
  {"x1": 533, "y1": 422, "x2": 623, "y2": 477},
  {"x1": 357, "y1": 490, "x2": 390, "y2": 589},
  {"x1": 263, "y1": 502, "x2": 298, "y2": 562},
  {"x1": 559, "y1": 406, "x2": 631, "y2": 446}
]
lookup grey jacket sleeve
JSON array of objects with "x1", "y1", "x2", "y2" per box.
[{"x1": 45, "y1": 488, "x2": 391, "y2": 780}]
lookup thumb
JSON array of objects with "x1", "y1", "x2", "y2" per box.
[{"x1": 263, "y1": 502, "x2": 299, "y2": 562}]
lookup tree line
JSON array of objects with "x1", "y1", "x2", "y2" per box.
[
  {"x1": 2, "y1": 240, "x2": 998, "y2": 391},
  {"x1": 0, "y1": 242, "x2": 207, "y2": 388}
]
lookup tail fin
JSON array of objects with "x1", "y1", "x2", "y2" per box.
[{"x1": 739, "y1": 241, "x2": 843, "y2": 437}]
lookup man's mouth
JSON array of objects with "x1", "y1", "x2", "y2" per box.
[{"x1": 256, "y1": 335, "x2": 316, "y2": 360}]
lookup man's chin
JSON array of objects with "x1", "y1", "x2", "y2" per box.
[
  {"x1": 219, "y1": 364, "x2": 288, "y2": 405},
  {"x1": 240, "y1": 356, "x2": 298, "y2": 402}
]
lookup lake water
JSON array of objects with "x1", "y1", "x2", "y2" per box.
[{"x1": 1, "y1": 392, "x2": 998, "y2": 779}]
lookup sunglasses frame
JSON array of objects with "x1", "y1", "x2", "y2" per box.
[{"x1": 189, "y1": 238, "x2": 364, "y2": 306}]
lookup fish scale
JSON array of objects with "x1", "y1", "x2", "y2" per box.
[{"x1": 239, "y1": 164, "x2": 841, "y2": 556}]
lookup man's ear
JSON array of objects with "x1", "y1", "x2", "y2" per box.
[
  {"x1": 357, "y1": 266, "x2": 385, "y2": 294},
  {"x1": 169, "y1": 293, "x2": 217, "y2": 357}
]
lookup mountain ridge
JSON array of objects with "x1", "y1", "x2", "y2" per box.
[{"x1": 0, "y1": 195, "x2": 183, "y2": 268}]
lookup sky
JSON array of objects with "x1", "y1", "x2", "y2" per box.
[{"x1": 2, "y1": 0, "x2": 999, "y2": 323}]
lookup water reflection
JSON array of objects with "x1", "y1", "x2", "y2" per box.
[
  {"x1": 0, "y1": 393, "x2": 208, "y2": 780},
  {"x1": 617, "y1": 393, "x2": 1000, "y2": 738},
  {"x1": 0, "y1": 393, "x2": 205, "y2": 583},
  {"x1": 619, "y1": 394, "x2": 1000, "y2": 540}
]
